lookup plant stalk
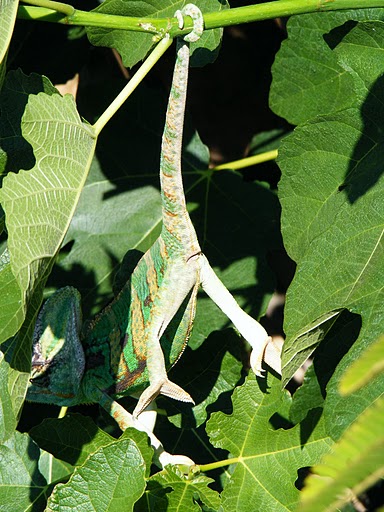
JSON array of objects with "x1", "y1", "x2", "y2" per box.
[
  {"x1": 92, "y1": 36, "x2": 173, "y2": 135},
  {"x1": 213, "y1": 150, "x2": 278, "y2": 172},
  {"x1": 199, "y1": 457, "x2": 239, "y2": 472},
  {"x1": 18, "y1": 0, "x2": 384, "y2": 35}
]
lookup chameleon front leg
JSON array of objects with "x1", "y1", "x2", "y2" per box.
[
  {"x1": 97, "y1": 390, "x2": 194, "y2": 469},
  {"x1": 199, "y1": 254, "x2": 282, "y2": 375}
]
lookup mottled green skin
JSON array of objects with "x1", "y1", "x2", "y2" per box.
[
  {"x1": 27, "y1": 39, "x2": 200, "y2": 408},
  {"x1": 81, "y1": 238, "x2": 197, "y2": 401}
]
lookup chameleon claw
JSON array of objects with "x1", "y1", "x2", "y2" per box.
[
  {"x1": 250, "y1": 336, "x2": 284, "y2": 376},
  {"x1": 249, "y1": 336, "x2": 271, "y2": 377},
  {"x1": 133, "y1": 378, "x2": 194, "y2": 418},
  {"x1": 158, "y1": 452, "x2": 196, "y2": 470},
  {"x1": 263, "y1": 336, "x2": 283, "y2": 375}
]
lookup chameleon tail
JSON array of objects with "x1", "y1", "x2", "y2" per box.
[{"x1": 159, "y1": 6, "x2": 203, "y2": 255}]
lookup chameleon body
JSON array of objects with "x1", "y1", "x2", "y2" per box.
[{"x1": 27, "y1": 5, "x2": 279, "y2": 466}]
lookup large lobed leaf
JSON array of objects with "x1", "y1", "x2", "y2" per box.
[
  {"x1": 0, "y1": 71, "x2": 97, "y2": 376},
  {"x1": 270, "y1": 12, "x2": 384, "y2": 508},
  {"x1": 272, "y1": 17, "x2": 384, "y2": 389},
  {"x1": 1, "y1": 87, "x2": 96, "y2": 295},
  {"x1": 207, "y1": 373, "x2": 332, "y2": 511},
  {"x1": 270, "y1": 8, "x2": 384, "y2": 125},
  {"x1": 0, "y1": 72, "x2": 59, "y2": 346},
  {"x1": 138, "y1": 466, "x2": 220, "y2": 511},
  {"x1": 0, "y1": 430, "x2": 72, "y2": 512},
  {"x1": 46, "y1": 437, "x2": 147, "y2": 512}
]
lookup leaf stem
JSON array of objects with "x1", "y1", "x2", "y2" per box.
[
  {"x1": 213, "y1": 150, "x2": 278, "y2": 172},
  {"x1": 21, "y1": 0, "x2": 74, "y2": 16},
  {"x1": 199, "y1": 457, "x2": 239, "y2": 472},
  {"x1": 92, "y1": 36, "x2": 173, "y2": 135},
  {"x1": 58, "y1": 406, "x2": 68, "y2": 418},
  {"x1": 18, "y1": 0, "x2": 384, "y2": 34}
]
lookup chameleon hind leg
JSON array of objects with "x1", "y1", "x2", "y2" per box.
[{"x1": 200, "y1": 255, "x2": 282, "y2": 375}]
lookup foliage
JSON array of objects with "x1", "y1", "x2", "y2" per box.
[{"x1": 0, "y1": 1, "x2": 383, "y2": 510}]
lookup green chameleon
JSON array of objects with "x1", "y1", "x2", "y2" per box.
[{"x1": 27, "y1": 5, "x2": 281, "y2": 468}]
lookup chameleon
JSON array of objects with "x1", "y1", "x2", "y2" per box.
[{"x1": 27, "y1": 4, "x2": 281, "y2": 468}]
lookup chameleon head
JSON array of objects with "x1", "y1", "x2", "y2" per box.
[{"x1": 26, "y1": 287, "x2": 86, "y2": 406}]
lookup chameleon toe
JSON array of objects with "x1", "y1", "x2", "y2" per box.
[
  {"x1": 133, "y1": 379, "x2": 194, "y2": 418},
  {"x1": 159, "y1": 379, "x2": 194, "y2": 404}
]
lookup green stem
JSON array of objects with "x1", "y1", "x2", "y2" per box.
[
  {"x1": 200, "y1": 457, "x2": 239, "y2": 472},
  {"x1": 58, "y1": 406, "x2": 68, "y2": 418},
  {"x1": 18, "y1": 0, "x2": 384, "y2": 34},
  {"x1": 21, "y1": 0, "x2": 74, "y2": 16},
  {"x1": 92, "y1": 36, "x2": 173, "y2": 135},
  {"x1": 213, "y1": 150, "x2": 278, "y2": 172}
]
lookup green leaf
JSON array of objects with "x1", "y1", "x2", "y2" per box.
[
  {"x1": 137, "y1": 465, "x2": 220, "y2": 511},
  {"x1": 30, "y1": 414, "x2": 116, "y2": 466},
  {"x1": 46, "y1": 437, "x2": 147, "y2": 512},
  {"x1": 276, "y1": 20, "x2": 384, "y2": 384},
  {"x1": 30, "y1": 414, "x2": 154, "y2": 474},
  {"x1": 269, "y1": 9, "x2": 384, "y2": 125},
  {"x1": 0, "y1": 351, "x2": 17, "y2": 442},
  {"x1": 1, "y1": 87, "x2": 96, "y2": 294},
  {"x1": 339, "y1": 335, "x2": 384, "y2": 395},
  {"x1": 207, "y1": 374, "x2": 332, "y2": 511},
  {"x1": 86, "y1": 0, "x2": 227, "y2": 68},
  {"x1": 248, "y1": 128, "x2": 289, "y2": 156},
  {"x1": 299, "y1": 396, "x2": 384, "y2": 512},
  {"x1": 0, "y1": 70, "x2": 58, "y2": 177},
  {"x1": 0, "y1": 0, "x2": 18, "y2": 85},
  {"x1": 0, "y1": 431, "x2": 52, "y2": 512},
  {"x1": 0, "y1": 70, "x2": 97, "y2": 368},
  {"x1": 289, "y1": 311, "x2": 361, "y2": 425},
  {"x1": 0, "y1": 249, "x2": 23, "y2": 344}
]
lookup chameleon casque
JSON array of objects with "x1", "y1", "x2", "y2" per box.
[{"x1": 27, "y1": 5, "x2": 281, "y2": 468}]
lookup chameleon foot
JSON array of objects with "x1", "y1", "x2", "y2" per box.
[
  {"x1": 131, "y1": 406, "x2": 196, "y2": 469},
  {"x1": 133, "y1": 378, "x2": 194, "y2": 418},
  {"x1": 199, "y1": 255, "x2": 280, "y2": 376},
  {"x1": 158, "y1": 451, "x2": 196, "y2": 471}
]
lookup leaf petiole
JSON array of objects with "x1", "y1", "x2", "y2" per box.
[
  {"x1": 199, "y1": 457, "x2": 239, "y2": 472},
  {"x1": 213, "y1": 150, "x2": 278, "y2": 172},
  {"x1": 58, "y1": 406, "x2": 68, "y2": 419},
  {"x1": 21, "y1": 0, "x2": 74, "y2": 16},
  {"x1": 92, "y1": 36, "x2": 173, "y2": 135}
]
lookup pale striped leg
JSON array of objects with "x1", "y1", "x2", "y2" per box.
[{"x1": 199, "y1": 254, "x2": 281, "y2": 375}]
